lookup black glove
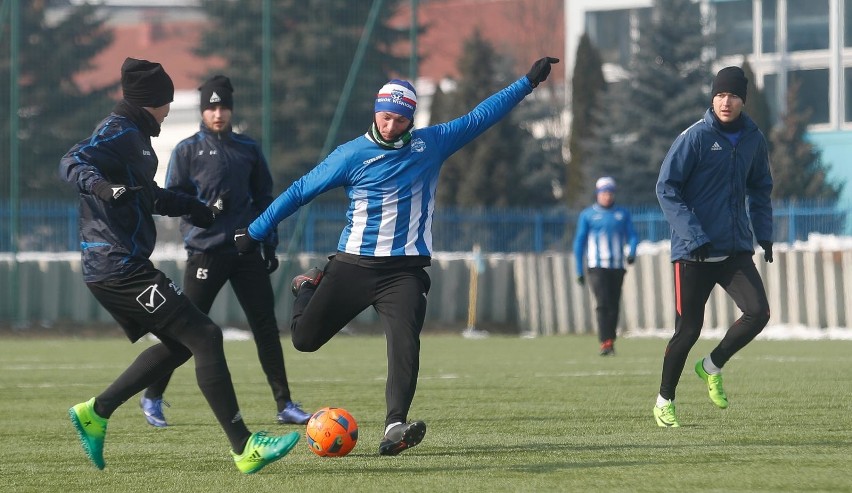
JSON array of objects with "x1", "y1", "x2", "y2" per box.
[
  {"x1": 691, "y1": 242, "x2": 712, "y2": 262},
  {"x1": 91, "y1": 181, "x2": 142, "y2": 207},
  {"x1": 188, "y1": 200, "x2": 216, "y2": 228},
  {"x1": 261, "y1": 244, "x2": 279, "y2": 273},
  {"x1": 577, "y1": 275, "x2": 585, "y2": 286},
  {"x1": 627, "y1": 256, "x2": 636, "y2": 265},
  {"x1": 526, "y1": 57, "x2": 560, "y2": 88},
  {"x1": 234, "y1": 227, "x2": 259, "y2": 255},
  {"x1": 758, "y1": 240, "x2": 773, "y2": 263}
]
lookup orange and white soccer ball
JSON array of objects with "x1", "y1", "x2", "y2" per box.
[{"x1": 305, "y1": 407, "x2": 358, "y2": 457}]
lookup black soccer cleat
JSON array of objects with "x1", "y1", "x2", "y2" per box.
[
  {"x1": 291, "y1": 267, "x2": 323, "y2": 297},
  {"x1": 378, "y1": 421, "x2": 426, "y2": 456}
]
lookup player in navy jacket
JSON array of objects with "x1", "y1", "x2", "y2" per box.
[
  {"x1": 62, "y1": 58, "x2": 299, "y2": 474},
  {"x1": 653, "y1": 66, "x2": 773, "y2": 428},
  {"x1": 140, "y1": 75, "x2": 311, "y2": 428},
  {"x1": 236, "y1": 57, "x2": 559, "y2": 455}
]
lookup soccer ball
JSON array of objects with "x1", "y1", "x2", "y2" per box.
[{"x1": 305, "y1": 407, "x2": 358, "y2": 457}]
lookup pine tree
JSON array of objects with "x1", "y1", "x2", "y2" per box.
[
  {"x1": 431, "y1": 30, "x2": 558, "y2": 208},
  {"x1": 197, "y1": 0, "x2": 408, "y2": 186},
  {"x1": 587, "y1": 0, "x2": 713, "y2": 205},
  {"x1": 742, "y1": 60, "x2": 772, "y2": 137},
  {"x1": 566, "y1": 34, "x2": 606, "y2": 207},
  {"x1": 0, "y1": 1, "x2": 115, "y2": 199},
  {"x1": 769, "y1": 78, "x2": 843, "y2": 201}
]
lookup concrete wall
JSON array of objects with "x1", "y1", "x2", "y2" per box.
[{"x1": 2, "y1": 248, "x2": 850, "y2": 334}]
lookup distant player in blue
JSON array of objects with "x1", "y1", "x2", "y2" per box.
[
  {"x1": 235, "y1": 56, "x2": 559, "y2": 456},
  {"x1": 573, "y1": 177, "x2": 638, "y2": 356}
]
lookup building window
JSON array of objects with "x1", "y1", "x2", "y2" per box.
[
  {"x1": 789, "y1": 69, "x2": 829, "y2": 125},
  {"x1": 787, "y1": 0, "x2": 829, "y2": 52},
  {"x1": 714, "y1": 0, "x2": 753, "y2": 57},
  {"x1": 845, "y1": 0, "x2": 852, "y2": 47},
  {"x1": 764, "y1": 73, "x2": 779, "y2": 123},
  {"x1": 762, "y1": 0, "x2": 777, "y2": 53},
  {"x1": 845, "y1": 67, "x2": 852, "y2": 122},
  {"x1": 586, "y1": 9, "x2": 632, "y2": 67}
]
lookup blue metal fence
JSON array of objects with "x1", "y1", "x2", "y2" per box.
[{"x1": 0, "y1": 199, "x2": 848, "y2": 253}]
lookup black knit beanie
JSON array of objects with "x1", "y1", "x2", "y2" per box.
[
  {"x1": 121, "y1": 57, "x2": 174, "y2": 108},
  {"x1": 711, "y1": 66, "x2": 748, "y2": 102},
  {"x1": 199, "y1": 75, "x2": 234, "y2": 112}
]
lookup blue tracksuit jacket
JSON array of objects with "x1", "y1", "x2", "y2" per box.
[{"x1": 656, "y1": 108, "x2": 773, "y2": 261}]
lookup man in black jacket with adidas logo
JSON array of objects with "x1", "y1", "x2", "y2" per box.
[{"x1": 140, "y1": 75, "x2": 311, "y2": 428}]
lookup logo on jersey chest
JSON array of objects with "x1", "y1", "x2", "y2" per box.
[{"x1": 411, "y1": 138, "x2": 426, "y2": 152}]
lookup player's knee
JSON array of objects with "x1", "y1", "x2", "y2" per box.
[
  {"x1": 291, "y1": 334, "x2": 321, "y2": 352},
  {"x1": 748, "y1": 307, "x2": 771, "y2": 332}
]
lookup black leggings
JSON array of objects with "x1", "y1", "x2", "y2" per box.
[
  {"x1": 88, "y1": 268, "x2": 250, "y2": 452},
  {"x1": 658, "y1": 253, "x2": 770, "y2": 401},
  {"x1": 291, "y1": 257, "x2": 430, "y2": 427},
  {"x1": 587, "y1": 268, "x2": 626, "y2": 342}
]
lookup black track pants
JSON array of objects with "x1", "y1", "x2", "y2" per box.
[
  {"x1": 291, "y1": 257, "x2": 430, "y2": 428},
  {"x1": 658, "y1": 253, "x2": 770, "y2": 400}
]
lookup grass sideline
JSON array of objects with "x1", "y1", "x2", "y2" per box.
[{"x1": 1, "y1": 334, "x2": 850, "y2": 492}]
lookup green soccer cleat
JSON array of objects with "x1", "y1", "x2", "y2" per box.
[
  {"x1": 231, "y1": 431, "x2": 300, "y2": 474},
  {"x1": 695, "y1": 359, "x2": 729, "y2": 409},
  {"x1": 653, "y1": 400, "x2": 680, "y2": 428},
  {"x1": 68, "y1": 397, "x2": 108, "y2": 470}
]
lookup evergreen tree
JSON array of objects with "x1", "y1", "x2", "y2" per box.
[
  {"x1": 588, "y1": 0, "x2": 713, "y2": 205},
  {"x1": 0, "y1": 1, "x2": 115, "y2": 199},
  {"x1": 197, "y1": 0, "x2": 409, "y2": 187},
  {"x1": 566, "y1": 33, "x2": 606, "y2": 208},
  {"x1": 742, "y1": 60, "x2": 772, "y2": 137},
  {"x1": 431, "y1": 30, "x2": 558, "y2": 207},
  {"x1": 769, "y1": 78, "x2": 843, "y2": 201}
]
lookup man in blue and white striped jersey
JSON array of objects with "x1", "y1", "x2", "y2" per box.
[
  {"x1": 573, "y1": 176, "x2": 638, "y2": 356},
  {"x1": 234, "y1": 56, "x2": 559, "y2": 456}
]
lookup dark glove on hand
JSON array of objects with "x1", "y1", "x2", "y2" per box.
[
  {"x1": 91, "y1": 181, "x2": 142, "y2": 207},
  {"x1": 627, "y1": 256, "x2": 636, "y2": 265},
  {"x1": 261, "y1": 244, "x2": 279, "y2": 273},
  {"x1": 758, "y1": 240, "x2": 773, "y2": 263},
  {"x1": 691, "y1": 242, "x2": 712, "y2": 262},
  {"x1": 526, "y1": 57, "x2": 560, "y2": 88},
  {"x1": 577, "y1": 275, "x2": 585, "y2": 286},
  {"x1": 234, "y1": 227, "x2": 259, "y2": 255},
  {"x1": 189, "y1": 200, "x2": 216, "y2": 228}
]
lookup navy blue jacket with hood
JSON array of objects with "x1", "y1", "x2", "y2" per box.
[{"x1": 656, "y1": 108, "x2": 773, "y2": 261}]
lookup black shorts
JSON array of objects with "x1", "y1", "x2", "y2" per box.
[{"x1": 87, "y1": 266, "x2": 193, "y2": 342}]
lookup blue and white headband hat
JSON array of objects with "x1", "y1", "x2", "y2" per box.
[
  {"x1": 374, "y1": 79, "x2": 417, "y2": 121},
  {"x1": 596, "y1": 176, "x2": 616, "y2": 193}
]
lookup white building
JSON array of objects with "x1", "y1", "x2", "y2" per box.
[{"x1": 566, "y1": 0, "x2": 852, "y2": 203}]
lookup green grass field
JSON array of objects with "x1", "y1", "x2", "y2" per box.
[{"x1": 1, "y1": 333, "x2": 850, "y2": 492}]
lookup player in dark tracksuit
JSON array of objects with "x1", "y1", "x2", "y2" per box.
[
  {"x1": 141, "y1": 75, "x2": 310, "y2": 427},
  {"x1": 653, "y1": 66, "x2": 774, "y2": 427},
  {"x1": 62, "y1": 58, "x2": 299, "y2": 474},
  {"x1": 235, "y1": 57, "x2": 560, "y2": 456}
]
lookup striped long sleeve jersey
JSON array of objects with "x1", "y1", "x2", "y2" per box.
[
  {"x1": 249, "y1": 76, "x2": 533, "y2": 257},
  {"x1": 573, "y1": 204, "x2": 639, "y2": 274}
]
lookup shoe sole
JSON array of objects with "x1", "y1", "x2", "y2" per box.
[
  {"x1": 68, "y1": 408, "x2": 105, "y2": 469},
  {"x1": 379, "y1": 421, "x2": 427, "y2": 456},
  {"x1": 277, "y1": 415, "x2": 310, "y2": 425},
  {"x1": 654, "y1": 415, "x2": 679, "y2": 428}
]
